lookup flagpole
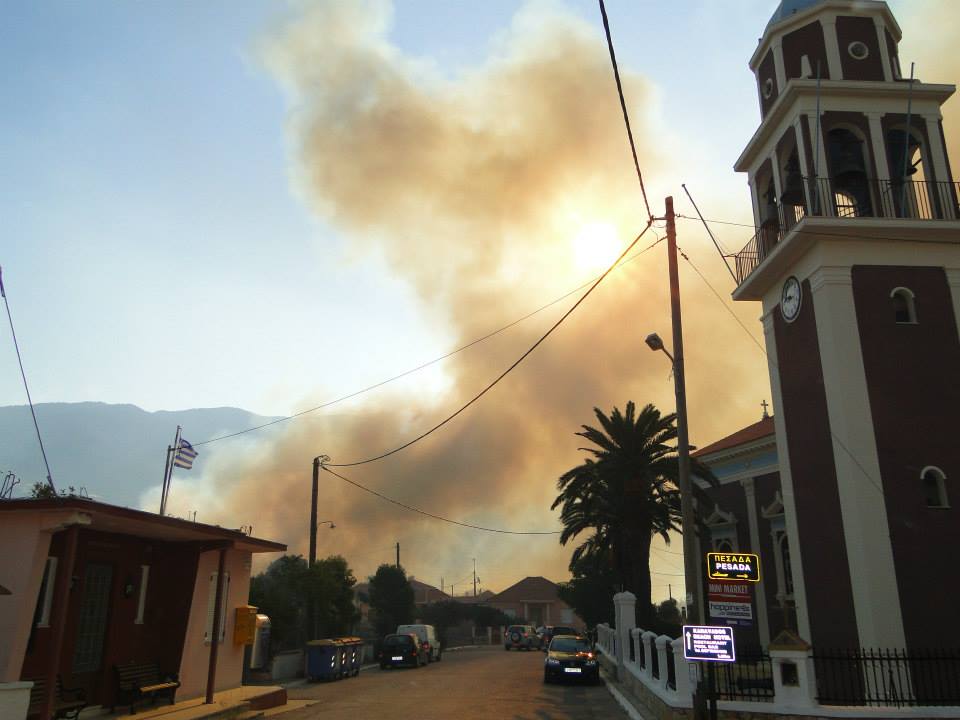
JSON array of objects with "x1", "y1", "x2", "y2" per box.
[
  {"x1": 159, "y1": 445, "x2": 173, "y2": 516},
  {"x1": 161, "y1": 425, "x2": 181, "y2": 516}
]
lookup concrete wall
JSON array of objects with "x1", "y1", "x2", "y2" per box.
[
  {"x1": 177, "y1": 548, "x2": 252, "y2": 700},
  {"x1": 0, "y1": 512, "x2": 67, "y2": 682}
]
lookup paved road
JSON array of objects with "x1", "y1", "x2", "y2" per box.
[{"x1": 282, "y1": 646, "x2": 630, "y2": 720}]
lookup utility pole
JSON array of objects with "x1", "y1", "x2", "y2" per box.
[
  {"x1": 473, "y1": 558, "x2": 477, "y2": 598},
  {"x1": 396, "y1": 542, "x2": 400, "y2": 569},
  {"x1": 309, "y1": 457, "x2": 320, "y2": 567},
  {"x1": 665, "y1": 196, "x2": 709, "y2": 720}
]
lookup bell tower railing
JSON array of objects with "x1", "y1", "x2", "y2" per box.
[{"x1": 733, "y1": 177, "x2": 960, "y2": 284}]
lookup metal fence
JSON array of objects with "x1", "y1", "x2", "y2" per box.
[
  {"x1": 731, "y1": 178, "x2": 960, "y2": 283},
  {"x1": 814, "y1": 647, "x2": 960, "y2": 707},
  {"x1": 710, "y1": 649, "x2": 775, "y2": 702}
]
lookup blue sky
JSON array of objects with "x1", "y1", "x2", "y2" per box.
[{"x1": 1, "y1": 0, "x2": 790, "y2": 416}]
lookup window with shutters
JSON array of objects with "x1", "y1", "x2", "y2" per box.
[
  {"x1": 34, "y1": 557, "x2": 58, "y2": 628},
  {"x1": 134, "y1": 565, "x2": 150, "y2": 625},
  {"x1": 204, "y1": 571, "x2": 230, "y2": 642}
]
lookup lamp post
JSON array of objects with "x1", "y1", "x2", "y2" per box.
[{"x1": 649, "y1": 196, "x2": 708, "y2": 720}]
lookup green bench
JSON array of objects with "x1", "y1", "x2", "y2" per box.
[
  {"x1": 113, "y1": 662, "x2": 180, "y2": 714},
  {"x1": 27, "y1": 676, "x2": 86, "y2": 720}
]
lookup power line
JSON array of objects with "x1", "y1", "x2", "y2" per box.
[
  {"x1": 597, "y1": 0, "x2": 653, "y2": 221},
  {"x1": 0, "y1": 267, "x2": 55, "y2": 490},
  {"x1": 196, "y1": 228, "x2": 661, "y2": 448},
  {"x1": 321, "y1": 465, "x2": 562, "y2": 535},
  {"x1": 326, "y1": 221, "x2": 658, "y2": 468}
]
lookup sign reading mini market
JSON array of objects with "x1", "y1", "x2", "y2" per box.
[{"x1": 707, "y1": 552, "x2": 761, "y2": 583}]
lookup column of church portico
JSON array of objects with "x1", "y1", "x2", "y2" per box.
[
  {"x1": 760, "y1": 310, "x2": 812, "y2": 642},
  {"x1": 873, "y1": 17, "x2": 893, "y2": 82},
  {"x1": 924, "y1": 114, "x2": 956, "y2": 220},
  {"x1": 866, "y1": 114, "x2": 891, "y2": 181},
  {"x1": 820, "y1": 15, "x2": 844, "y2": 80},
  {"x1": 741, "y1": 477, "x2": 771, "y2": 647},
  {"x1": 793, "y1": 118, "x2": 815, "y2": 210},
  {"x1": 807, "y1": 266, "x2": 907, "y2": 651}
]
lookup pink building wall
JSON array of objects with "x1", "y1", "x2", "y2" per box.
[
  {"x1": 0, "y1": 510, "x2": 80, "y2": 683},
  {"x1": 176, "y1": 548, "x2": 253, "y2": 700}
]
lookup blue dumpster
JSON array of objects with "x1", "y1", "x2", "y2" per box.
[
  {"x1": 305, "y1": 639, "x2": 342, "y2": 681},
  {"x1": 335, "y1": 637, "x2": 363, "y2": 677}
]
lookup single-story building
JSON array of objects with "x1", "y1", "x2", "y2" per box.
[
  {"x1": 485, "y1": 576, "x2": 584, "y2": 630},
  {"x1": 0, "y1": 497, "x2": 285, "y2": 720}
]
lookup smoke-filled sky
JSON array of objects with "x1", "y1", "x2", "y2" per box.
[{"x1": 3, "y1": 0, "x2": 958, "y2": 599}]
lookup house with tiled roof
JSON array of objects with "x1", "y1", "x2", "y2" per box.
[{"x1": 485, "y1": 577, "x2": 583, "y2": 630}]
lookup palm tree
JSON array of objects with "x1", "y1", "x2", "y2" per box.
[{"x1": 552, "y1": 401, "x2": 716, "y2": 627}]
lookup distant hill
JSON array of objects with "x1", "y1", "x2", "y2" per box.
[{"x1": 0, "y1": 402, "x2": 280, "y2": 507}]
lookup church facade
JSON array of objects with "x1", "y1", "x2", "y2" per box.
[{"x1": 695, "y1": 0, "x2": 960, "y2": 657}]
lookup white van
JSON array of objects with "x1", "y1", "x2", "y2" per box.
[{"x1": 396, "y1": 624, "x2": 441, "y2": 662}]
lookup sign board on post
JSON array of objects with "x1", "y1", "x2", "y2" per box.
[
  {"x1": 708, "y1": 580, "x2": 753, "y2": 626},
  {"x1": 707, "y1": 552, "x2": 761, "y2": 582},
  {"x1": 682, "y1": 625, "x2": 736, "y2": 662}
]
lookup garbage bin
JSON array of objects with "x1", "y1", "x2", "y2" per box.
[
  {"x1": 334, "y1": 637, "x2": 363, "y2": 677},
  {"x1": 305, "y1": 639, "x2": 342, "y2": 681}
]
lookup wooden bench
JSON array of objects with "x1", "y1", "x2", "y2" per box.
[
  {"x1": 113, "y1": 662, "x2": 180, "y2": 714},
  {"x1": 27, "y1": 676, "x2": 86, "y2": 720}
]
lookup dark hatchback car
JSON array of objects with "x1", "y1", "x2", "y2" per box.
[
  {"x1": 543, "y1": 635, "x2": 600, "y2": 684},
  {"x1": 379, "y1": 633, "x2": 426, "y2": 669},
  {"x1": 539, "y1": 625, "x2": 579, "y2": 651}
]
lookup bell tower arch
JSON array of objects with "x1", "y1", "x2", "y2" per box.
[{"x1": 733, "y1": 0, "x2": 960, "y2": 653}]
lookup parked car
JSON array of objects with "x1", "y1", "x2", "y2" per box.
[
  {"x1": 397, "y1": 623, "x2": 441, "y2": 662},
  {"x1": 543, "y1": 635, "x2": 600, "y2": 684},
  {"x1": 504, "y1": 624, "x2": 541, "y2": 651},
  {"x1": 539, "y1": 625, "x2": 579, "y2": 651},
  {"x1": 379, "y1": 633, "x2": 426, "y2": 669}
]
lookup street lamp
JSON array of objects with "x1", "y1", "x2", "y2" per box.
[{"x1": 646, "y1": 331, "x2": 702, "y2": 625}]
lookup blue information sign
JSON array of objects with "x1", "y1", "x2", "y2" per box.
[{"x1": 682, "y1": 625, "x2": 736, "y2": 662}]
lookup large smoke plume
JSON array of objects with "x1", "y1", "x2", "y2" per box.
[{"x1": 148, "y1": 0, "x2": 958, "y2": 594}]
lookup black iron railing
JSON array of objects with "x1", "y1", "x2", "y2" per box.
[
  {"x1": 710, "y1": 649, "x2": 775, "y2": 702},
  {"x1": 732, "y1": 178, "x2": 960, "y2": 283},
  {"x1": 814, "y1": 647, "x2": 960, "y2": 707}
]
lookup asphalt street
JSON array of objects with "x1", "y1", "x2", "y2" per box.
[{"x1": 282, "y1": 646, "x2": 631, "y2": 720}]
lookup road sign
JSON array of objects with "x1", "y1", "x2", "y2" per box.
[
  {"x1": 682, "y1": 625, "x2": 736, "y2": 662},
  {"x1": 706, "y1": 552, "x2": 761, "y2": 582}
]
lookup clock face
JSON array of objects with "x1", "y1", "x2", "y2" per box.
[{"x1": 781, "y1": 276, "x2": 802, "y2": 322}]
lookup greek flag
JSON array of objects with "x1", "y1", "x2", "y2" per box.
[{"x1": 173, "y1": 439, "x2": 198, "y2": 469}]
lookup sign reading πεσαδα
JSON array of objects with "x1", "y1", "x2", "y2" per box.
[{"x1": 706, "y1": 552, "x2": 761, "y2": 582}]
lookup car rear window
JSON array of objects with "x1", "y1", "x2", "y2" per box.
[
  {"x1": 551, "y1": 637, "x2": 591, "y2": 653},
  {"x1": 507, "y1": 625, "x2": 525, "y2": 633},
  {"x1": 385, "y1": 635, "x2": 414, "y2": 647},
  {"x1": 553, "y1": 626, "x2": 577, "y2": 635}
]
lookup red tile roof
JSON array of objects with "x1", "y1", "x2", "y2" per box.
[
  {"x1": 487, "y1": 576, "x2": 560, "y2": 604},
  {"x1": 693, "y1": 415, "x2": 775, "y2": 458}
]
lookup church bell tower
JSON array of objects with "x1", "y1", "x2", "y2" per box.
[{"x1": 733, "y1": 0, "x2": 960, "y2": 651}]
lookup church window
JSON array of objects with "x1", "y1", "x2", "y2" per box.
[
  {"x1": 847, "y1": 41, "x2": 869, "y2": 60},
  {"x1": 921, "y1": 466, "x2": 949, "y2": 508},
  {"x1": 890, "y1": 287, "x2": 917, "y2": 324},
  {"x1": 714, "y1": 538, "x2": 735, "y2": 553},
  {"x1": 777, "y1": 533, "x2": 794, "y2": 595}
]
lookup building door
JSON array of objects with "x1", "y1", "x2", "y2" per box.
[{"x1": 72, "y1": 563, "x2": 114, "y2": 692}]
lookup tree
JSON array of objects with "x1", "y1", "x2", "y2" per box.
[
  {"x1": 556, "y1": 555, "x2": 619, "y2": 630},
  {"x1": 552, "y1": 401, "x2": 717, "y2": 628},
  {"x1": 368, "y1": 564, "x2": 415, "y2": 639},
  {"x1": 249, "y1": 554, "x2": 359, "y2": 652}
]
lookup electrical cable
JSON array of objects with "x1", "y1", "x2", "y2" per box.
[
  {"x1": 597, "y1": 0, "x2": 653, "y2": 221},
  {"x1": 321, "y1": 464, "x2": 561, "y2": 535},
  {"x1": 195, "y1": 227, "x2": 661, "y2": 448},
  {"x1": 0, "y1": 267, "x2": 55, "y2": 490},
  {"x1": 326, "y1": 221, "x2": 658, "y2": 468}
]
